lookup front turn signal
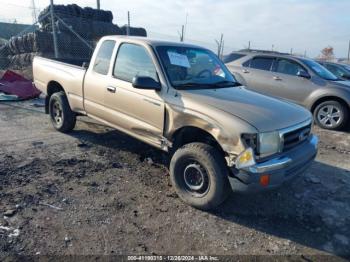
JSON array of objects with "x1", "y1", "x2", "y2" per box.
[{"x1": 235, "y1": 148, "x2": 256, "y2": 169}]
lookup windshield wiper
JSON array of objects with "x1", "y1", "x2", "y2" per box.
[
  {"x1": 212, "y1": 80, "x2": 241, "y2": 87},
  {"x1": 174, "y1": 80, "x2": 240, "y2": 90},
  {"x1": 173, "y1": 82, "x2": 213, "y2": 89}
]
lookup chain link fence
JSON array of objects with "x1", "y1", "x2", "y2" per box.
[{"x1": 0, "y1": 4, "x2": 147, "y2": 78}]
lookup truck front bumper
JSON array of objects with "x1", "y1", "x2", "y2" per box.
[{"x1": 229, "y1": 135, "x2": 318, "y2": 193}]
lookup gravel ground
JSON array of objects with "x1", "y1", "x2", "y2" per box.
[{"x1": 0, "y1": 100, "x2": 349, "y2": 260}]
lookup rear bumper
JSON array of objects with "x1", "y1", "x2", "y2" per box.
[{"x1": 228, "y1": 135, "x2": 318, "y2": 193}]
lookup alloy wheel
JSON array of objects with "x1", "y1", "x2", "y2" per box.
[{"x1": 317, "y1": 105, "x2": 342, "y2": 128}]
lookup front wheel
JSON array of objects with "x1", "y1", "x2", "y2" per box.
[
  {"x1": 314, "y1": 100, "x2": 349, "y2": 130},
  {"x1": 49, "y1": 91, "x2": 76, "y2": 133},
  {"x1": 170, "y1": 143, "x2": 230, "y2": 210}
]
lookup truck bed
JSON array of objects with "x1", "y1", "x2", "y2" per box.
[{"x1": 33, "y1": 56, "x2": 87, "y2": 113}]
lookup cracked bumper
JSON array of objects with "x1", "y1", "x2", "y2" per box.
[{"x1": 229, "y1": 135, "x2": 318, "y2": 193}]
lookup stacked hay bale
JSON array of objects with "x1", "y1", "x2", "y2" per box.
[{"x1": 4, "y1": 4, "x2": 147, "y2": 69}]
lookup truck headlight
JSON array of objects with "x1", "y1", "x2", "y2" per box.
[
  {"x1": 235, "y1": 147, "x2": 256, "y2": 169},
  {"x1": 259, "y1": 131, "x2": 280, "y2": 156}
]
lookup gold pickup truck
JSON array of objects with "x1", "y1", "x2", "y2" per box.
[{"x1": 33, "y1": 36, "x2": 318, "y2": 210}]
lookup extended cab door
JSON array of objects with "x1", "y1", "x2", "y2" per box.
[
  {"x1": 103, "y1": 42, "x2": 165, "y2": 147},
  {"x1": 84, "y1": 39, "x2": 117, "y2": 120}
]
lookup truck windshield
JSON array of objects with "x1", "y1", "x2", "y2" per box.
[
  {"x1": 156, "y1": 45, "x2": 239, "y2": 89},
  {"x1": 301, "y1": 59, "x2": 338, "y2": 81}
]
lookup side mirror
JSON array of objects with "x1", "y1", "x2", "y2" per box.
[
  {"x1": 297, "y1": 70, "x2": 310, "y2": 79},
  {"x1": 341, "y1": 73, "x2": 350, "y2": 80},
  {"x1": 132, "y1": 76, "x2": 161, "y2": 91}
]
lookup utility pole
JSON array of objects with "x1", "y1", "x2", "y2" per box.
[
  {"x1": 126, "y1": 11, "x2": 130, "y2": 36},
  {"x1": 221, "y1": 40, "x2": 225, "y2": 59},
  {"x1": 31, "y1": 0, "x2": 38, "y2": 24},
  {"x1": 248, "y1": 41, "x2": 251, "y2": 50},
  {"x1": 180, "y1": 25, "x2": 184, "y2": 42},
  {"x1": 50, "y1": 0, "x2": 59, "y2": 58},
  {"x1": 215, "y1": 34, "x2": 224, "y2": 58},
  {"x1": 184, "y1": 13, "x2": 188, "y2": 41},
  {"x1": 290, "y1": 48, "x2": 293, "y2": 55},
  {"x1": 272, "y1": 44, "x2": 274, "y2": 51},
  {"x1": 97, "y1": 0, "x2": 100, "y2": 10},
  {"x1": 179, "y1": 13, "x2": 188, "y2": 42}
]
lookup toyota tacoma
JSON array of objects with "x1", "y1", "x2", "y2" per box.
[{"x1": 33, "y1": 36, "x2": 318, "y2": 210}]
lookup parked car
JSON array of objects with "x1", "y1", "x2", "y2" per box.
[
  {"x1": 225, "y1": 50, "x2": 350, "y2": 130},
  {"x1": 33, "y1": 37, "x2": 318, "y2": 210},
  {"x1": 317, "y1": 61, "x2": 350, "y2": 81}
]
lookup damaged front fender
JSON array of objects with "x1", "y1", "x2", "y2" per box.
[{"x1": 164, "y1": 100, "x2": 258, "y2": 166}]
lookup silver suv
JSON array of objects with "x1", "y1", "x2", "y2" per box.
[{"x1": 225, "y1": 50, "x2": 350, "y2": 130}]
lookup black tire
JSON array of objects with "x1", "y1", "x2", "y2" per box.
[
  {"x1": 49, "y1": 91, "x2": 76, "y2": 133},
  {"x1": 170, "y1": 142, "x2": 230, "y2": 210},
  {"x1": 314, "y1": 100, "x2": 349, "y2": 130}
]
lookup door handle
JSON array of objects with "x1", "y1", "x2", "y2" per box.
[
  {"x1": 273, "y1": 76, "x2": 282, "y2": 81},
  {"x1": 107, "y1": 86, "x2": 116, "y2": 93},
  {"x1": 242, "y1": 69, "x2": 250, "y2": 74}
]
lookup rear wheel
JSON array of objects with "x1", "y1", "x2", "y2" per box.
[
  {"x1": 170, "y1": 143, "x2": 230, "y2": 210},
  {"x1": 49, "y1": 91, "x2": 76, "y2": 133},
  {"x1": 314, "y1": 100, "x2": 348, "y2": 130}
]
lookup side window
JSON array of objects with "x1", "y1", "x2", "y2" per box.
[
  {"x1": 275, "y1": 59, "x2": 305, "y2": 76},
  {"x1": 249, "y1": 57, "x2": 274, "y2": 71},
  {"x1": 113, "y1": 43, "x2": 158, "y2": 82},
  {"x1": 93, "y1": 40, "x2": 116, "y2": 75}
]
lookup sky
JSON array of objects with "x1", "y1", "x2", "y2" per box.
[{"x1": 0, "y1": 0, "x2": 349, "y2": 58}]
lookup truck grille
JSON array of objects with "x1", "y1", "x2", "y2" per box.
[{"x1": 282, "y1": 123, "x2": 311, "y2": 152}]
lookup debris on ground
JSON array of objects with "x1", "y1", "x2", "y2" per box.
[
  {"x1": 0, "y1": 225, "x2": 20, "y2": 238},
  {"x1": 0, "y1": 92, "x2": 19, "y2": 101},
  {"x1": 0, "y1": 70, "x2": 41, "y2": 100},
  {"x1": 39, "y1": 203, "x2": 63, "y2": 211},
  {"x1": 3, "y1": 209, "x2": 16, "y2": 217}
]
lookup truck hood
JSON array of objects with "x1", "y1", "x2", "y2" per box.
[{"x1": 179, "y1": 86, "x2": 311, "y2": 132}]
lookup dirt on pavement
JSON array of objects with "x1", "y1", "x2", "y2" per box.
[{"x1": 0, "y1": 100, "x2": 349, "y2": 260}]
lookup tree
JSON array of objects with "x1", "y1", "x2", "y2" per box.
[{"x1": 319, "y1": 46, "x2": 335, "y2": 61}]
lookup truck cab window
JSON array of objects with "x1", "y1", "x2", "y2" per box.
[
  {"x1": 113, "y1": 43, "x2": 158, "y2": 82},
  {"x1": 93, "y1": 40, "x2": 116, "y2": 75}
]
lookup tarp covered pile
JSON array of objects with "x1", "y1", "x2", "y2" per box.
[{"x1": 0, "y1": 70, "x2": 40, "y2": 101}]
